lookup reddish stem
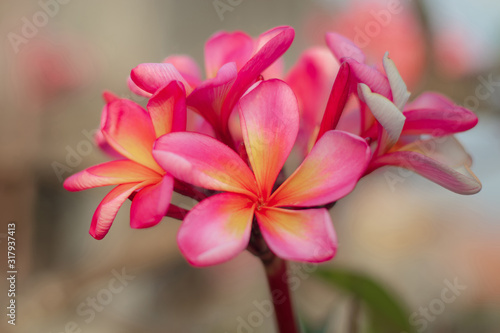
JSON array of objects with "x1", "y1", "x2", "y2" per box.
[
  {"x1": 264, "y1": 256, "x2": 300, "y2": 333},
  {"x1": 165, "y1": 204, "x2": 189, "y2": 220},
  {"x1": 248, "y1": 223, "x2": 300, "y2": 333}
]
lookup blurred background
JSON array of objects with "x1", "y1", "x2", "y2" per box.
[{"x1": 0, "y1": 0, "x2": 499, "y2": 332}]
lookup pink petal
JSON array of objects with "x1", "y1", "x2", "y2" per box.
[
  {"x1": 130, "y1": 175, "x2": 174, "y2": 229},
  {"x1": 325, "y1": 32, "x2": 366, "y2": 63},
  {"x1": 256, "y1": 207, "x2": 337, "y2": 262},
  {"x1": 95, "y1": 130, "x2": 123, "y2": 159},
  {"x1": 153, "y1": 132, "x2": 258, "y2": 198},
  {"x1": 64, "y1": 160, "x2": 161, "y2": 192},
  {"x1": 358, "y1": 83, "x2": 406, "y2": 154},
  {"x1": 162, "y1": 55, "x2": 202, "y2": 87},
  {"x1": 204, "y1": 31, "x2": 254, "y2": 79},
  {"x1": 368, "y1": 137, "x2": 481, "y2": 194},
  {"x1": 147, "y1": 80, "x2": 187, "y2": 137},
  {"x1": 127, "y1": 76, "x2": 151, "y2": 98},
  {"x1": 317, "y1": 61, "x2": 351, "y2": 141},
  {"x1": 285, "y1": 47, "x2": 339, "y2": 142},
  {"x1": 186, "y1": 63, "x2": 237, "y2": 131},
  {"x1": 347, "y1": 58, "x2": 392, "y2": 99},
  {"x1": 402, "y1": 107, "x2": 478, "y2": 136},
  {"x1": 177, "y1": 193, "x2": 255, "y2": 266},
  {"x1": 90, "y1": 182, "x2": 150, "y2": 240},
  {"x1": 130, "y1": 63, "x2": 193, "y2": 95},
  {"x1": 102, "y1": 90, "x2": 120, "y2": 103},
  {"x1": 102, "y1": 99, "x2": 163, "y2": 173},
  {"x1": 269, "y1": 130, "x2": 370, "y2": 207},
  {"x1": 238, "y1": 79, "x2": 299, "y2": 200},
  {"x1": 220, "y1": 26, "x2": 295, "y2": 131}
]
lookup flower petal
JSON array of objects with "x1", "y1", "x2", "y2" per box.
[
  {"x1": 178, "y1": 193, "x2": 255, "y2": 266},
  {"x1": 405, "y1": 91, "x2": 454, "y2": 110},
  {"x1": 127, "y1": 76, "x2": 151, "y2": 98},
  {"x1": 317, "y1": 61, "x2": 351, "y2": 141},
  {"x1": 383, "y1": 52, "x2": 410, "y2": 111},
  {"x1": 102, "y1": 99, "x2": 162, "y2": 173},
  {"x1": 239, "y1": 79, "x2": 299, "y2": 200},
  {"x1": 153, "y1": 132, "x2": 257, "y2": 198},
  {"x1": 130, "y1": 63, "x2": 193, "y2": 95},
  {"x1": 147, "y1": 80, "x2": 187, "y2": 137},
  {"x1": 256, "y1": 207, "x2": 337, "y2": 262},
  {"x1": 64, "y1": 160, "x2": 161, "y2": 191},
  {"x1": 221, "y1": 26, "x2": 295, "y2": 130},
  {"x1": 204, "y1": 31, "x2": 254, "y2": 79},
  {"x1": 163, "y1": 55, "x2": 202, "y2": 87},
  {"x1": 130, "y1": 175, "x2": 174, "y2": 229},
  {"x1": 325, "y1": 32, "x2": 366, "y2": 63},
  {"x1": 347, "y1": 58, "x2": 392, "y2": 99},
  {"x1": 186, "y1": 62, "x2": 237, "y2": 131},
  {"x1": 368, "y1": 137, "x2": 481, "y2": 194},
  {"x1": 358, "y1": 83, "x2": 406, "y2": 154},
  {"x1": 402, "y1": 107, "x2": 478, "y2": 136},
  {"x1": 285, "y1": 47, "x2": 339, "y2": 142},
  {"x1": 269, "y1": 131, "x2": 370, "y2": 207},
  {"x1": 90, "y1": 182, "x2": 149, "y2": 240}
]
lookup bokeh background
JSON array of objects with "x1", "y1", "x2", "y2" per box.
[{"x1": 0, "y1": 0, "x2": 499, "y2": 332}]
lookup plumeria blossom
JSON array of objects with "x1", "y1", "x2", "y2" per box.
[
  {"x1": 127, "y1": 26, "x2": 294, "y2": 143},
  {"x1": 287, "y1": 32, "x2": 480, "y2": 194},
  {"x1": 63, "y1": 81, "x2": 186, "y2": 239},
  {"x1": 153, "y1": 79, "x2": 371, "y2": 266},
  {"x1": 357, "y1": 54, "x2": 481, "y2": 194}
]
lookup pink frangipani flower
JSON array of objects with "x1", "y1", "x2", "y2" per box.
[
  {"x1": 63, "y1": 81, "x2": 186, "y2": 239},
  {"x1": 128, "y1": 26, "x2": 294, "y2": 143},
  {"x1": 153, "y1": 79, "x2": 371, "y2": 266}
]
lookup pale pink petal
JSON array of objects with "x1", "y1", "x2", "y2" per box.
[
  {"x1": 163, "y1": 55, "x2": 202, "y2": 87},
  {"x1": 204, "y1": 31, "x2": 254, "y2": 78},
  {"x1": 358, "y1": 83, "x2": 406, "y2": 154},
  {"x1": 256, "y1": 207, "x2": 337, "y2": 262},
  {"x1": 130, "y1": 175, "x2": 174, "y2": 229},
  {"x1": 269, "y1": 131, "x2": 370, "y2": 207},
  {"x1": 147, "y1": 80, "x2": 187, "y2": 137},
  {"x1": 64, "y1": 160, "x2": 161, "y2": 192},
  {"x1": 177, "y1": 193, "x2": 255, "y2": 266},
  {"x1": 239, "y1": 79, "x2": 299, "y2": 200},
  {"x1": 153, "y1": 132, "x2": 258, "y2": 198},
  {"x1": 347, "y1": 58, "x2": 392, "y2": 99},
  {"x1": 221, "y1": 26, "x2": 295, "y2": 130},
  {"x1": 130, "y1": 63, "x2": 193, "y2": 95},
  {"x1": 325, "y1": 32, "x2": 366, "y2": 63},
  {"x1": 127, "y1": 76, "x2": 151, "y2": 98},
  {"x1": 285, "y1": 47, "x2": 339, "y2": 142},
  {"x1": 186, "y1": 63, "x2": 237, "y2": 131},
  {"x1": 383, "y1": 52, "x2": 410, "y2": 111},
  {"x1": 102, "y1": 99, "x2": 163, "y2": 173},
  {"x1": 368, "y1": 137, "x2": 481, "y2": 194},
  {"x1": 90, "y1": 182, "x2": 150, "y2": 240}
]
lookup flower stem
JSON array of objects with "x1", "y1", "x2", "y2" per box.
[
  {"x1": 263, "y1": 255, "x2": 300, "y2": 333},
  {"x1": 248, "y1": 222, "x2": 300, "y2": 333}
]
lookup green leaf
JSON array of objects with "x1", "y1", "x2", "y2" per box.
[{"x1": 314, "y1": 267, "x2": 414, "y2": 333}]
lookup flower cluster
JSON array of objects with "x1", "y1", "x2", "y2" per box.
[{"x1": 64, "y1": 26, "x2": 481, "y2": 267}]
